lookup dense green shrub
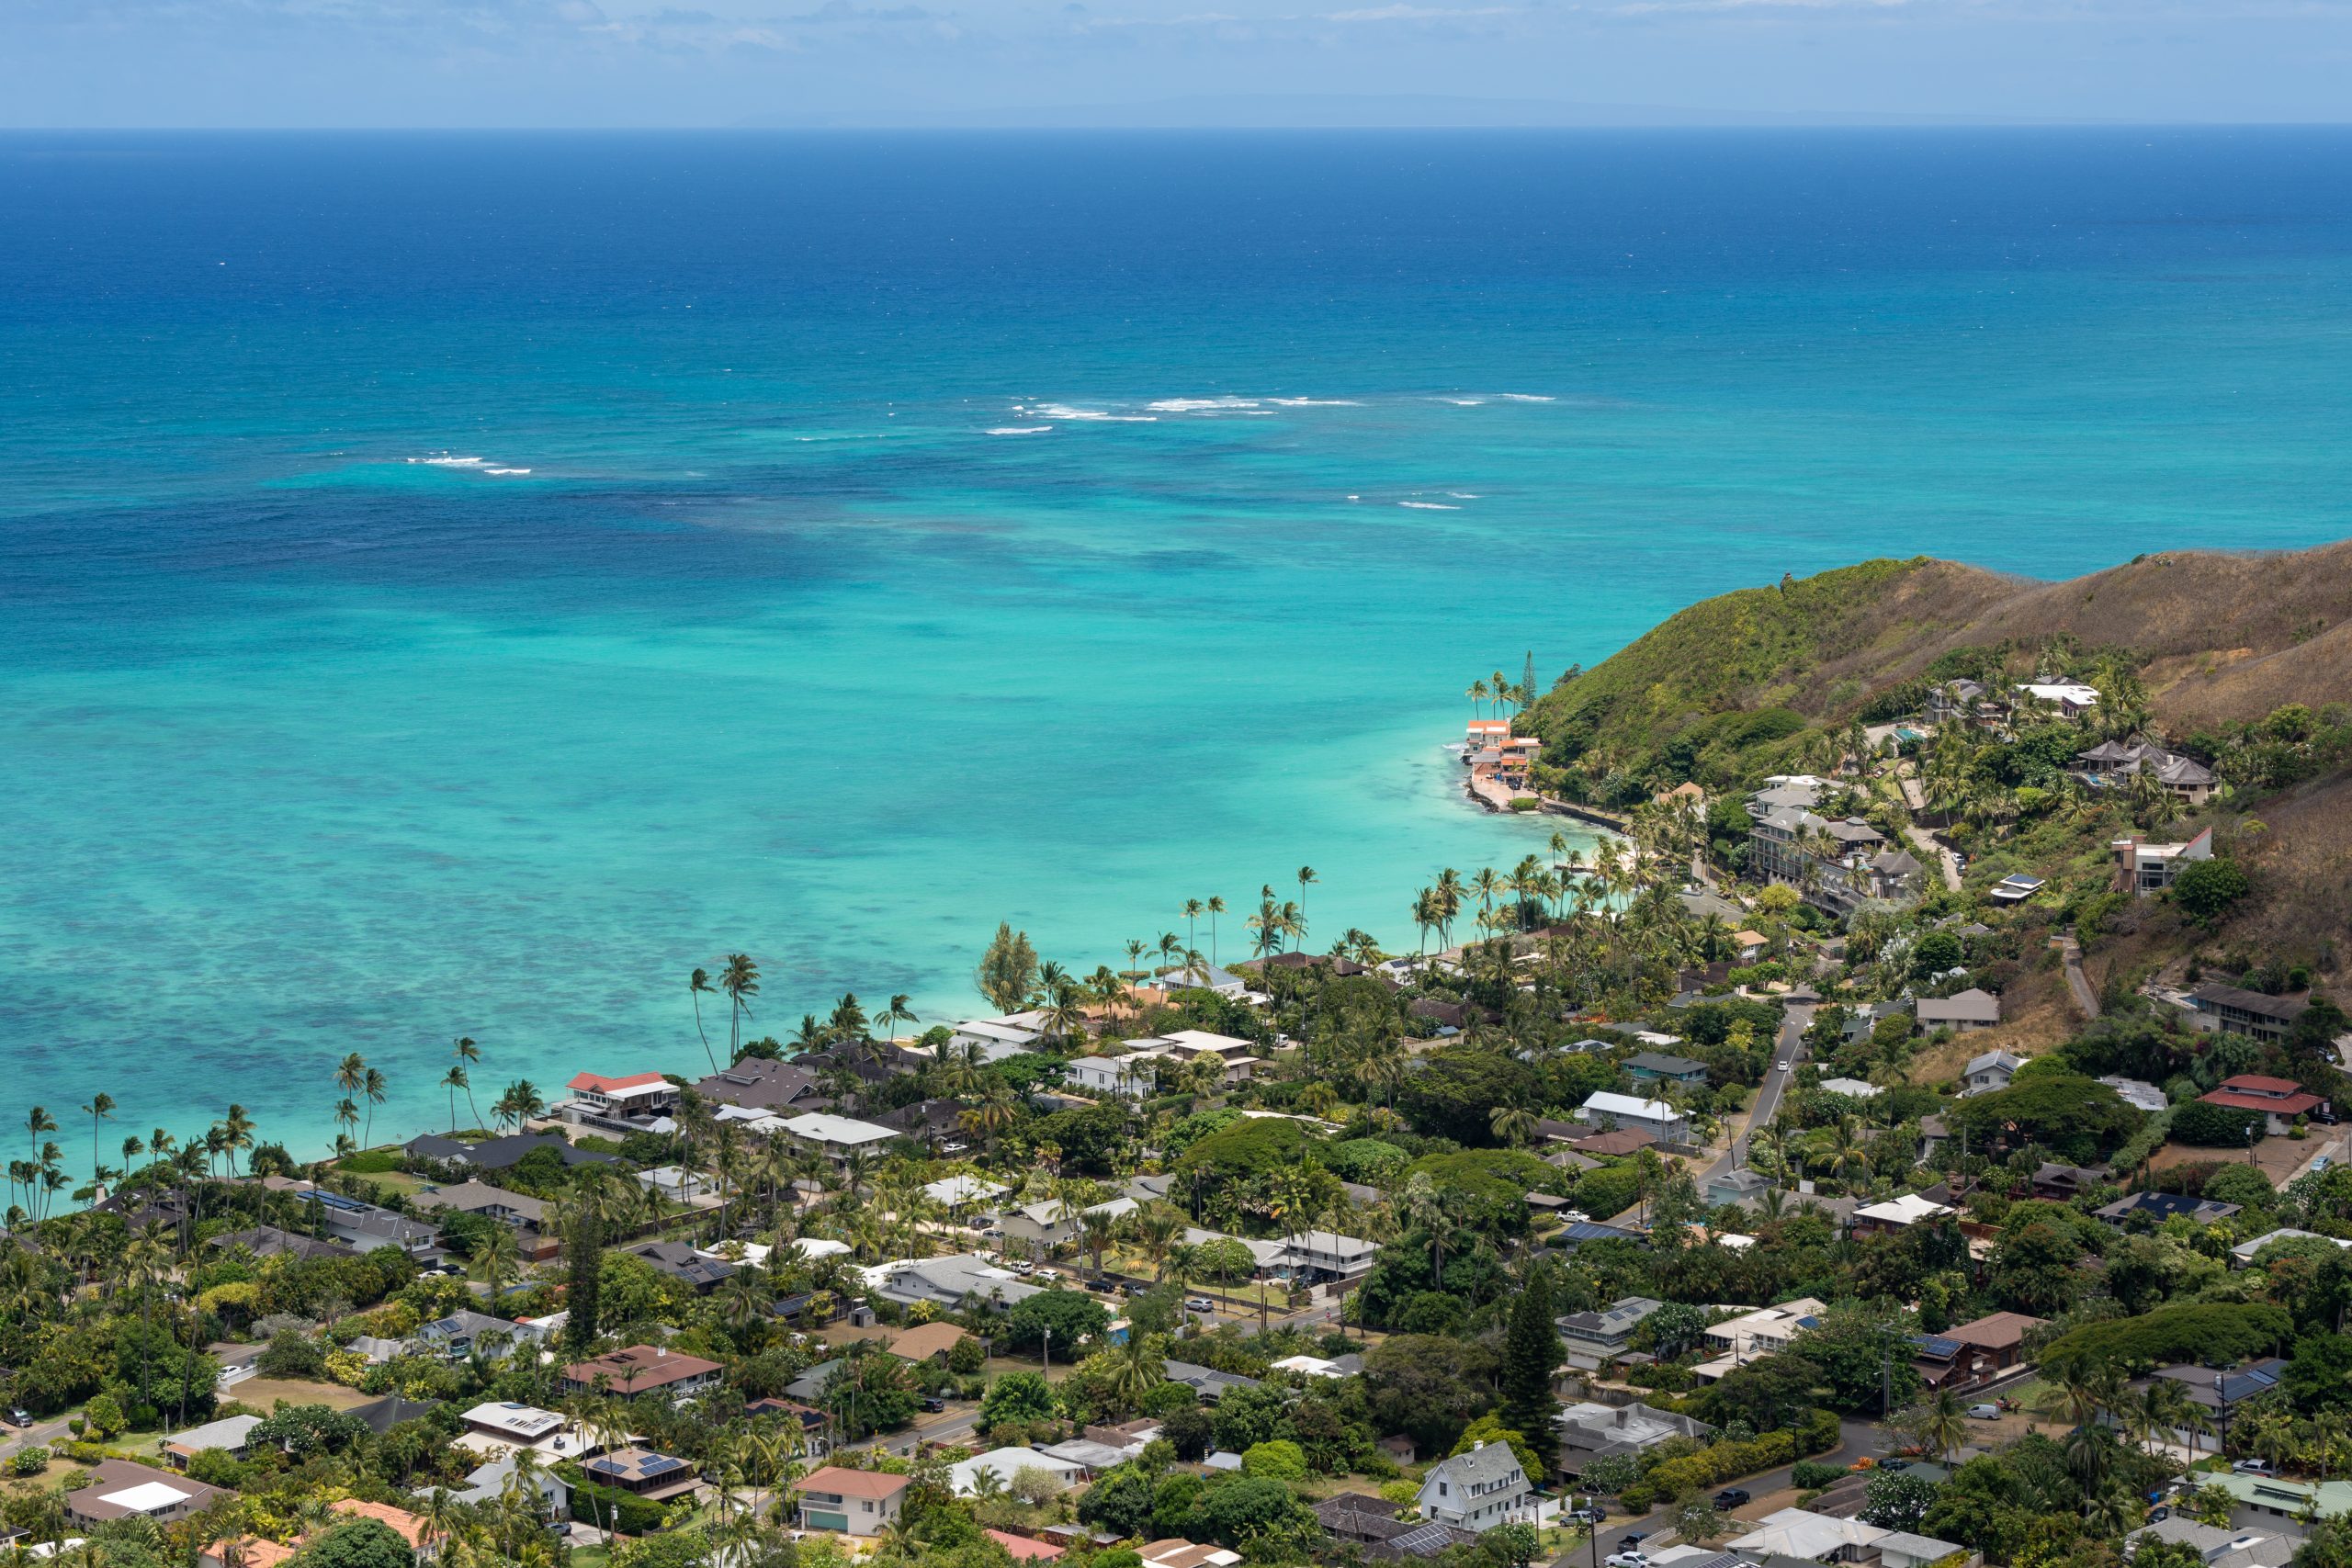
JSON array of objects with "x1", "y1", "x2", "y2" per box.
[
  {"x1": 1791, "y1": 1461, "x2": 1848, "y2": 1490},
  {"x1": 2039, "y1": 1303, "x2": 2292, "y2": 1377},
  {"x1": 2170, "y1": 1100, "x2": 2267, "y2": 1147}
]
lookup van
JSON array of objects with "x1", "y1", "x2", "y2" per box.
[{"x1": 1966, "y1": 1404, "x2": 2000, "y2": 1420}]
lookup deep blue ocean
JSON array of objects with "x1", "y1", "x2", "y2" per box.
[{"x1": 5, "y1": 130, "x2": 2350, "y2": 1166}]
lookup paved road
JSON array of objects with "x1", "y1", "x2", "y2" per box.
[
  {"x1": 0, "y1": 1416, "x2": 73, "y2": 1462},
  {"x1": 1705, "y1": 1004, "x2": 1815, "y2": 1187},
  {"x1": 1903, "y1": 826, "x2": 1963, "y2": 893},
  {"x1": 2055, "y1": 933, "x2": 2101, "y2": 1020}
]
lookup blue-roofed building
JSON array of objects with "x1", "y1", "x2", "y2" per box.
[{"x1": 1552, "y1": 1220, "x2": 1648, "y2": 1252}]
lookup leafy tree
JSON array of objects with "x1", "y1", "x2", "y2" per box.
[
  {"x1": 1211, "y1": 1381, "x2": 1294, "y2": 1454},
  {"x1": 1859, "y1": 1471, "x2": 1938, "y2": 1530},
  {"x1": 1077, "y1": 1462, "x2": 1159, "y2": 1537},
  {"x1": 2285, "y1": 1333, "x2": 2352, "y2": 1415},
  {"x1": 2171, "y1": 1100, "x2": 2267, "y2": 1148},
  {"x1": 1161, "y1": 1405, "x2": 1215, "y2": 1462},
  {"x1": 978, "y1": 1371, "x2": 1057, "y2": 1434},
  {"x1": 292, "y1": 1519, "x2": 414, "y2": 1568},
  {"x1": 1692, "y1": 1351, "x2": 1819, "y2": 1431},
  {"x1": 1240, "y1": 1439, "x2": 1307, "y2": 1480},
  {"x1": 1190, "y1": 1475, "x2": 1317, "y2": 1548},
  {"x1": 1668, "y1": 1493, "x2": 1727, "y2": 1547},
  {"x1": 1910, "y1": 931, "x2": 1964, "y2": 978},
  {"x1": 1001, "y1": 1289, "x2": 1110, "y2": 1355},
  {"x1": 1638, "y1": 1300, "x2": 1712, "y2": 1359},
  {"x1": 1580, "y1": 1453, "x2": 1643, "y2": 1496},
  {"x1": 2174, "y1": 860, "x2": 2252, "y2": 926},
  {"x1": 1453, "y1": 1415, "x2": 1544, "y2": 1485},
  {"x1": 1793, "y1": 1306, "x2": 1919, "y2": 1416},
  {"x1": 1948, "y1": 1072, "x2": 2144, "y2": 1165},
  {"x1": 977, "y1": 924, "x2": 1041, "y2": 1013}
]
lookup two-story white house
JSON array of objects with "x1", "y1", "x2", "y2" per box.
[{"x1": 1415, "y1": 1441, "x2": 1532, "y2": 1533}]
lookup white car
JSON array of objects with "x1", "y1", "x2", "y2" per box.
[
  {"x1": 1776, "y1": 1059, "x2": 1792, "y2": 1073},
  {"x1": 1185, "y1": 1296, "x2": 1216, "y2": 1314},
  {"x1": 1034, "y1": 1268, "x2": 1062, "y2": 1283},
  {"x1": 1607, "y1": 1553, "x2": 1651, "y2": 1568}
]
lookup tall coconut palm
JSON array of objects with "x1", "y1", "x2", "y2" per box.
[
  {"x1": 80, "y1": 1093, "x2": 114, "y2": 1205},
  {"x1": 1182, "y1": 898, "x2": 1204, "y2": 964},
  {"x1": 884, "y1": 995, "x2": 918, "y2": 1045},
  {"x1": 689, "y1": 968, "x2": 719, "y2": 1071},
  {"x1": 1489, "y1": 1104, "x2": 1539, "y2": 1147},
  {"x1": 1205, "y1": 896, "x2": 1226, "y2": 966},
  {"x1": 452, "y1": 1038, "x2": 486, "y2": 1128},
  {"x1": 361, "y1": 1068, "x2": 387, "y2": 1149},
  {"x1": 719, "y1": 953, "x2": 762, "y2": 1060},
  {"x1": 1295, "y1": 866, "x2": 1317, "y2": 942},
  {"x1": 442, "y1": 1066, "x2": 469, "y2": 1134}
]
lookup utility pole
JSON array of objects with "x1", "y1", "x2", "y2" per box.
[{"x1": 1042, "y1": 1325, "x2": 1051, "y2": 1377}]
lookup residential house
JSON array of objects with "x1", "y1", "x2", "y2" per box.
[
  {"x1": 797, "y1": 1467, "x2": 910, "y2": 1534},
  {"x1": 1852, "y1": 1193, "x2": 1956, "y2": 1235},
  {"x1": 1875, "y1": 1532, "x2": 1978, "y2": 1568},
  {"x1": 405, "y1": 1130, "x2": 616, "y2": 1175},
  {"x1": 1001, "y1": 1195, "x2": 1137, "y2": 1254},
  {"x1": 2014, "y1": 681, "x2": 2100, "y2": 718},
  {"x1": 946, "y1": 1016, "x2": 1047, "y2": 1061},
  {"x1": 2232, "y1": 1229, "x2": 2352, "y2": 1268},
  {"x1": 412, "y1": 1181, "x2": 555, "y2": 1258},
  {"x1": 1988, "y1": 874, "x2": 2046, "y2": 906},
  {"x1": 1577, "y1": 1091, "x2": 1690, "y2": 1146},
  {"x1": 867, "y1": 1252, "x2": 1043, "y2": 1313},
  {"x1": 1920, "y1": 989, "x2": 2004, "y2": 1035},
  {"x1": 2208, "y1": 1475, "x2": 2352, "y2": 1540},
  {"x1": 2096, "y1": 1191, "x2": 2243, "y2": 1229},
  {"x1": 2075, "y1": 737, "x2": 2219, "y2": 806},
  {"x1": 299, "y1": 1192, "x2": 440, "y2": 1256},
  {"x1": 1727, "y1": 1508, "x2": 1891, "y2": 1562},
  {"x1": 457, "y1": 1403, "x2": 593, "y2": 1461},
  {"x1": 209, "y1": 1225, "x2": 356, "y2": 1262},
  {"x1": 744, "y1": 1398, "x2": 832, "y2": 1459},
  {"x1": 582, "y1": 1448, "x2": 701, "y2": 1503},
  {"x1": 1554, "y1": 1295, "x2": 1664, "y2": 1363},
  {"x1": 1693, "y1": 1299, "x2": 1826, "y2": 1380},
  {"x1": 2114, "y1": 829, "x2": 2215, "y2": 897},
  {"x1": 555, "y1": 1070, "x2": 679, "y2": 1134},
  {"x1": 1815, "y1": 1077, "x2": 1883, "y2": 1100},
  {"x1": 2030, "y1": 1163, "x2": 2111, "y2": 1201},
  {"x1": 779, "y1": 1111, "x2": 901, "y2": 1163},
  {"x1": 162, "y1": 1416, "x2": 262, "y2": 1472},
  {"x1": 1161, "y1": 1361, "x2": 1262, "y2": 1404},
  {"x1": 693, "y1": 1058, "x2": 824, "y2": 1115},
  {"x1": 625, "y1": 1240, "x2": 735, "y2": 1292},
  {"x1": 1626, "y1": 1052, "x2": 1711, "y2": 1086},
  {"x1": 1555, "y1": 1402, "x2": 1713, "y2": 1474},
  {"x1": 2125, "y1": 1360, "x2": 2289, "y2": 1455},
  {"x1": 415, "y1": 1310, "x2": 536, "y2": 1359},
  {"x1": 1704, "y1": 1168, "x2": 1773, "y2": 1207},
  {"x1": 1138, "y1": 1540, "x2": 1244, "y2": 1568},
  {"x1": 1567, "y1": 1127, "x2": 1656, "y2": 1157},
  {"x1": 1314, "y1": 1495, "x2": 1479, "y2": 1561},
  {"x1": 1124, "y1": 1030, "x2": 1264, "y2": 1086},
  {"x1": 947, "y1": 1447, "x2": 1088, "y2": 1497},
  {"x1": 2102, "y1": 1076, "x2": 2171, "y2": 1113},
  {"x1": 67, "y1": 1461, "x2": 232, "y2": 1526},
  {"x1": 1960, "y1": 1048, "x2": 2026, "y2": 1094},
  {"x1": 2187, "y1": 989, "x2": 2316, "y2": 1047},
  {"x1": 560, "y1": 1346, "x2": 723, "y2": 1399},
  {"x1": 636, "y1": 1166, "x2": 713, "y2": 1204},
  {"x1": 1923, "y1": 680, "x2": 1992, "y2": 728},
  {"x1": 441, "y1": 1453, "x2": 571, "y2": 1517},
  {"x1": 922, "y1": 1174, "x2": 1010, "y2": 1215},
  {"x1": 2201, "y1": 1074, "x2": 2327, "y2": 1134},
  {"x1": 2124, "y1": 1517, "x2": 2291, "y2": 1568},
  {"x1": 1415, "y1": 1442, "x2": 1532, "y2": 1534},
  {"x1": 1156, "y1": 962, "x2": 1250, "y2": 999},
  {"x1": 1278, "y1": 1229, "x2": 1379, "y2": 1280},
  {"x1": 349, "y1": 1395, "x2": 441, "y2": 1437},
  {"x1": 1065, "y1": 1053, "x2": 1159, "y2": 1099}
]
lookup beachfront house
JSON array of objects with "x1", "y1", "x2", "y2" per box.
[
  {"x1": 556, "y1": 1070, "x2": 679, "y2": 1134},
  {"x1": 946, "y1": 1015, "x2": 1048, "y2": 1061},
  {"x1": 693, "y1": 1058, "x2": 825, "y2": 1115},
  {"x1": 1064, "y1": 1053, "x2": 1159, "y2": 1099}
]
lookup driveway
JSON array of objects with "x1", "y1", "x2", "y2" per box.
[
  {"x1": 2055, "y1": 933, "x2": 2100, "y2": 1020},
  {"x1": 1704, "y1": 1005, "x2": 1814, "y2": 1187},
  {"x1": 1902, "y1": 826, "x2": 1962, "y2": 893},
  {"x1": 0, "y1": 1416, "x2": 73, "y2": 1461}
]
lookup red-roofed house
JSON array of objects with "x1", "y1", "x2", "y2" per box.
[
  {"x1": 2201, "y1": 1075, "x2": 2327, "y2": 1135},
  {"x1": 988, "y1": 1531, "x2": 1067, "y2": 1562},
  {"x1": 560, "y1": 1071, "x2": 678, "y2": 1133}
]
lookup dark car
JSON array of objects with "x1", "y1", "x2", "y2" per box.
[
  {"x1": 1620, "y1": 1532, "x2": 1647, "y2": 1548},
  {"x1": 921, "y1": 1396, "x2": 947, "y2": 1414},
  {"x1": 1713, "y1": 1488, "x2": 1750, "y2": 1509},
  {"x1": 1880, "y1": 1458, "x2": 1911, "y2": 1472},
  {"x1": 4, "y1": 1408, "x2": 30, "y2": 1428}
]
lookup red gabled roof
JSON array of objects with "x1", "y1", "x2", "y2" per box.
[
  {"x1": 2201, "y1": 1087, "x2": 2322, "y2": 1115},
  {"x1": 2219, "y1": 1075, "x2": 2306, "y2": 1095},
  {"x1": 989, "y1": 1531, "x2": 1066, "y2": 1561},
  {"x1": 568, "y1": 1070, "x2": 666, "y2": 1092}
]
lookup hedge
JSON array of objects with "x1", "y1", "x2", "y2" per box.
[
  {"x1": 2039, "y1": 1303, "x2": 2292, "y2": 1377},
  {"x1": 1623, "y1": 1407, "x2": 1840, "y2": 1508},
  {"x1": 564, "y1": 1472, "x2": 673, "y2": 1534}
]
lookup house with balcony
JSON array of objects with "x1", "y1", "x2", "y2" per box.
[
  {"x1": 2014, "y1": 681, "x2": 2100, "y2": 719},
  {"x1": 2185, "y1": 986, "x2": 2313, "y2": 1045},
  {"x1": 797, "y1": 1467, "x2": 910, "y2": 1536},
  {"x1": 1960, "y1": 1047, "x2": 2026, "y2": 1094},
  {"x1": 1553, "y1": 1296, "x2": 1664, "y2": 1364},
  {"x1": 2075, "y1": 737, "x2": 2218, "y2": 806},
  {"x1": 1920, "y1": 989, "x2": 2004, "y2": 1035},
  {"x1": 1692, "y1": 1298, "x2": 1826, "y2": 1380},
  {"x1": 1625, "y1": 1051, "x2": 1710, "y2": 1086},
  {"x1": 2114, "y1": 829, "x2": 2214, "y2": 897},
  {"x1": 557, "y1": 1070, "x2": 679, "y2": 1134},
  {"x1": 560, "y1": 1346, "x2": 723, "y2": 1399},
  {"x1": 1065, "y1": 1052, "x2": 1159, "y2": 1098},
  {"x1": 1577, "y1": 1090, "x2": 1690, "y2": 1146}
]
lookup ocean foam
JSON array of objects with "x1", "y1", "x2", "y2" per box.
[
  {"x1": 1265, "y1": 397, "x2": 1362, "y2": 406},
  {"x1": 1398, "y1": 501, "x2": 1459, "y2": 510},
  {"x1": 1499, "y1": 393, "x2": 1555, "y2": 402},
  {"x1": 1023, "y1": 403, "x2": 1157, "y2": 423},
  {"x1": 484, "y1": 467, "x2": 532, "y2": 475},
  {"x1": 1441, "y1": 398, "x2": 1487, "y2": 406},
  {"x1": 1447, "y1": 492, "x2": 1479, "y2": 499},
  {"x1": 410, "y1": 455, "x2": 489, "y2": 468},
  {"x1": 987, "y1": 426, "x2": 1053, "y2": 435},
  {"x1": 1148, "y1": 397, "x2": 1261, "y2": 412}
]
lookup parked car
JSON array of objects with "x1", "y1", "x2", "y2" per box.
[
  {"x1": 920, "y1": 1396, "x2": 947, "y2": 1414},
  {"x1": 1619, "y1": 1531, "x2": 1647, "y2": 1548},
  {"x1": 1185, "y1": 1297, "x2": 1216, "y2": 1313},
  {"x1": 1881, "y1": 1458, "x2": 1911, "y2": 1472},
  {"x1": 2233, "y1": 1460, "x2": 2276, "y2": 1476},
  {"x1": 1034, "y1": 1268, "x2": 1062, "y2": 1282},
  {"x1": 1563, "y1": 1506, "x2": 1605, "y2": 1526},
  {"x1": 1967, "y1": 1404, "x2": 2001, "y2": 1420},
  {"x1": 1122, "y1": 1280, "x2": 1150, "y2": 1297},
  {"x1": 1713, "y1": 1488, "x2": 1750, "y2": 1509},
  {"x1": 1605, "y1": 1553, "x2": 1650, "y2": 1568},
  {"x1": 3, "y1": 1408, "x2": 30, "y2": 1428}
]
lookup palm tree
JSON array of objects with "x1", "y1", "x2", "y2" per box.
[
  {"x1": 1182, "y1": 898, "x2": 1204, "y2": 964},
  {"x1": 1124, "y1": 938, "x2": 1148, "y2": 983},
  {"x1": 720, "y1": 953, "x2": 762, "y2": 1059},
  {"x1": 1911, "y1": 1388, "x2": 1969, "y2": 1463},
  {"x1": 442, "y1": 1066, "x2": 469, "y2": 1133},
  {"x1": 452, "y1": 1038, "x2": 486, "y2": 1128},
  {"x1": 361, "y1": 1068, "x2": 387, "y2": 1149},
  {"x1": 1156, "y1": 931, "x2": 1182, "y2": 982},
  {"x1": 1205, "y1": 896, "x2": 1226, "y2": 966},
  {"x1": 220, "y1": 1104, "x2": 254, "y2": 1174},
  {"x1": 689, "y1": 968, "x2": 719, "y2": 1071},
  {"x1": 1489, "y1": 1104, "x2": 1539, "y2": 1147},
  {"x1": 80, "y1": 1093, "x2": 114, "y2": 1204},
  {"x1": 1468, "y1": 679, "x2": 1488, "y2": 718},
  {"x1": 884, "y1": 995, "x2": 918, "y2": 1044},
  {"x1": 1296, "y1": 866, "x2": 1317, "y2": 942},
  {"x1": 473, "y1": 1222, "x2": 520, "y2": 1303}
]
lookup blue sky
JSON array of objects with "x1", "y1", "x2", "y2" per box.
[{"x1": 4, "y1": 0, "x2": 2348, "y2": 126}]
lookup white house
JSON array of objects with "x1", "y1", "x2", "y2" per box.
[
  {"x1": 2014, "y1": 682, "x2": 2100, "y2": 718},
  {"x1": 922, "y1": 1174, "x2": 1011, "y2": 1213},
  {"x1": 780, "y1": 1111, "x2": 900, "y2": 1162},
  {"x1": 637, "y1": 1166, "x2": 711, "y2": 1203},
  {"x1": 1729, "y1": 1508, "x2": 1891, "y2": 1562},
  {"x1": 1961, "y1": 1048, "x2": 2027, "y2": 1094},
  {"x1": 946, "y1": 1446, "x2": 1088, "y2": 1498},
  {"x1": 947, "y1": 1017, "x2": 1047, "y2": 1061},
  {"x1": 1414, "y1": 1441, "x2": 1532, "y2": 1533},
  {"x1": 1577, "y1": 1090, "x2": 1690, "y2": 1145},
  {"x1": 1064, "y1": 1054, "x2": 1159, "y2": 1098},
  {"x1": 1919, "y1": 989, "x2": 2003, "y2": 1034}
]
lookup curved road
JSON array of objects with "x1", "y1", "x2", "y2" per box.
[{"x1": 1554, "y1": 1417, "x2": 1883, "y2": 1568}]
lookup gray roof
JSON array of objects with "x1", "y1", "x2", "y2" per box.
[
  {"x1": 1427, "y1": 1441, "x2": 1525, "y2": 1491},
  {"x1": 405, "y1": 1130, "x2": 616, "y2": 1171},
  {"x1": 694, "y1": 1058, "x2": 822, "y2": 1111},
  {"x1": 413, "y1": 1180, "x2": 548, "y2": 1226},
  {"x1": 1923, "y1": 989, "x2": 2003, "y2": 1024},
  {"x1": 1162, "y1": 1359, "x2": 1262, "y2": 1400},
  {"x1": 1627, "y1": 1052, "x2": 1709, "y2": 1077}
]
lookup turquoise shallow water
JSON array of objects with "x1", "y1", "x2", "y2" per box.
[{"x1": 5, "y1": 129, "x2": 2351, "y2": 1165}]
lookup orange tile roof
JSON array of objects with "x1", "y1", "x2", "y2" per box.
[
  {"x1": 333, "y1": 1499, "x2": 431, "y2": 1547},
  {"x1": 800, "y1": 1465, "x2": 911, "y2": 1500},
  {"x1": 568, "y1": 1070, "x2": 668, "y2": 1092},
  {"x1": 989, "y1": 1530, "x2": 1066, "y2": 1561}
]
